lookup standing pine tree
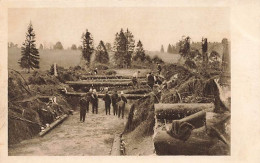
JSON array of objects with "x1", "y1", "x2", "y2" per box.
[
  {"x1": 19, "y1": 22, "x2": 40, "y2": 73},
  {"x1": 124, "y1": 28, "x2": 135, "y2": 67},
  {"x1": 81, "y1": 29, "x2": 94, "y2": 66},
  {"x1": 160, "y1": 45, "x2": 164, "y2": 53},
  {"x1": 95, "y1": 40, "x2": 109, "y2": 64},
  {"x1": 133, "y1": 40, "x2": 145, "y2": 61},
  {"x1": 113, "y1": 29, "x2": 127, "y2": 67},
  {"x1": 167, "y1": 44, "x2": 173, "y2": 53}
]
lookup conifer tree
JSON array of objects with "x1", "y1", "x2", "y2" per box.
[
  {"x1": 160, "y1": 45, "x2": 164, "y2": 53},
  {"x1": 124, "y1": 29, "x2": 135, "y2": 67},
  {"x1": 95, "y1": 40, "x2": 109, "y2": 64},
  {"x1": 19, "y1": 22, "x2": 40, "y2": 73},
  {"x1": 167, "y1": 44, "x2": 173, "y2": 53},
  {"x1": 81, "y1": 29, "x2": 94, "y2": 66},
  {"x1": 133, "y1": 40, "x2": 145, "y2": 61},
  {"x1": 113, "y1": 29, "x2": 127, "y2": 67}
]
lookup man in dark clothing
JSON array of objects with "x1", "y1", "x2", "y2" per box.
[
  {"x1": 147, "y1": 72, "x2": 155, "y2": 89},
  {"x1": 118, "y1": 91, "x2": 127, "y2": 119},
  {"x1": 111, "y1": 90, "x2": 119, "y2": 116},
  {"x1": 91, "y1": 89, "x2": 98, "y2": 114},
  {"x1": 103, "y1": 87, "x2": 111, "y2": 115},
  {"x1": 86, "y1": 88, "x2": 93, "y2": 113},
  {"x1": 79, "y1": 97, "x2": 87, "y2": 122},
  {"x1": 157, "y1": 63, "x2": 162, "y2": 75}
]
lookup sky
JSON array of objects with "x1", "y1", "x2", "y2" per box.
[{"x1": 8, "y1": 7, "x2": 230, "y2": 51}]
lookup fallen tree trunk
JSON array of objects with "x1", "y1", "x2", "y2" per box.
[
  {"x1": 110, "y1": 134, "x2": 121, "y2": 156},
  {"x1": 66, "y1": 80, "x2": 147, "y2": 87},
  {"x1": 155, "y1": 103, "x2": 214, "y2": 120},
  {"x1": 81, "y1": 75, "x2": 146, "y2": 80},
  {"x1": 173, "y1": 110, "x2": 206, "y2": 129},
  {"x1": 153, "y1": 127, "x2": 216, "y2": 155},
  {"x1": 65, "y1": 92, "x2": 149, "y2": 100},
  {"x1": 39, "y1": 114, "x2": 68, "y2": 137}
]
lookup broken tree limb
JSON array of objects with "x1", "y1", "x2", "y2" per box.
[{"x1": 155, "y1": 103, "x2": 214, "y2": 120}]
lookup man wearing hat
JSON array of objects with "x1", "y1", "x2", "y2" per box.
[
  {"x1": 86, "y1": 88, "x2": 93, "y2": 113},
  {"x1": 91, "y1": 89, "x2": 99, "y2": 114},
  {"x1": 102, "y1": 87, "x2": 112, "y2": 115},
  {"x1": 147, "y1": 72, "x2": 155, "y2": 89},
  {"x1": 118, "y1": 91, "x2": 127, "y2": 118},
  {"x1": 111, "y1": 90, "x2": 119, "y2": 116},
  {"x1": 79, "y1": 97, "x2": 87, "y2": 122}
]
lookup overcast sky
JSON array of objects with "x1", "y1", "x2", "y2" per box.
[{"x1": 8, "y1": 7, "x2": 230, "y2": 51}]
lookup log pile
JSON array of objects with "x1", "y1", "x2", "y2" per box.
[{"x1": 66, "y1": 80, "x2": 147, "y2": 87}]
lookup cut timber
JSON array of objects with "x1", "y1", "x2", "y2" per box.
[
  {"x1": 173, "y1": 111, "x2": 206, "y2": 129},
  {"x1": 111, "y1": 134, "x2": 121, "y2": 155},
  {"x1": 153, "y1": 127, "x2": 216, "y2": 155},
  {"x1": 155, "y1": 103, "x2": 214, "y2": 120},
  {"x1": 66, "y1": 80, "x2": 147, "y2": 87},
  {"x1": 39, "y1": 114, "x2": 68, "y2": 137},
  {"x1": 65, "y1": 92, "x2": 148, "y2": 100}
]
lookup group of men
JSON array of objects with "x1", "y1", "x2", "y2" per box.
[
  {"x1": 79, "y1": 88, "x2": 98, "y2": 122},
  {"x1": 79, "y1": 88, "x2": 128, "y2": 122}
]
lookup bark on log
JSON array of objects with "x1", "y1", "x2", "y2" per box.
[
  {"x1": 174, "y1": 111, "x2": 206, "y2": 129},
  {"x1": 110, "y1": 134, "x2": 121, "y2": 156},
  {"x1": 155, "y1": 103, "x2": 214, "y2": 120},
  {"x1": 153, "y1": 127, "x2": 216, "y2": 155}
]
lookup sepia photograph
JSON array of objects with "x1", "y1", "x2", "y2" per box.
[{"x1": 7, "y1": 7, "x2": 231, "y2": 156}]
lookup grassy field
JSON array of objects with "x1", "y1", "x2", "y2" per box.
[{"x1": 8, "y1": 47, "x2": 180, "y2": 71}]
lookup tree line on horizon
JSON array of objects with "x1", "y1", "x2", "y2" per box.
[{"x1": 17, "y1": 22, "x2": 164, "y2": 72}]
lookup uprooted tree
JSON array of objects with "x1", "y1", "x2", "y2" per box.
[
  {"x1": 81, "y1": 29, "x2": 94, "y2": 66},
  {"x1": 18, "y1": 22, "x2": 40, "y2": 73}
]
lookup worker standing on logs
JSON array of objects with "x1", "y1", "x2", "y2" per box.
[
  {"x1": 147, "y1": 72, "x2": 155, "y2": 89},
  {"x1": 118, "y1": 91, "x2": 127, "y2": 119},
  {"x1": 111, "y1": 90, "x2": 119, "y2": 116},
  {"x1": 157, "y1": 63, "x2": 162, "y2": 75},
  {"x1": 103, "y1": 87, "x2": 111, "y2": 115},
  {"x1": 79, "y1": 97, "x2": 87, "y2": 122},
  {"x1": 86, "y1": 88, "x2": 93, "y2": 113},
  {"x1": 132, "y1": 71, "x2": 140, "y2": 88},
  {"x1": 91, "y1": 89, "x2": 99, "y2": 114}
]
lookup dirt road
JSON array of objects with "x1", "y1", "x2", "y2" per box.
[{"x1": 8, "y1": 102, "x2": 127, "y2": 156}]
